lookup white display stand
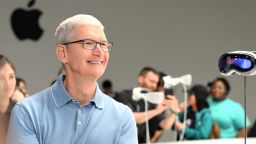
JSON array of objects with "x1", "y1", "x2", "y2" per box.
[{"x1": 156, "y1": 138, "x2": 256, "y2": 144}]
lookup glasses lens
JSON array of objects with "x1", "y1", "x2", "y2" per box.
[
  {"x1": 100, "y1": 42, "x2": 112, "y2": 51},
  {"x1": 233, "y1": 58, "x2": 253, "y2": 69},
  {"x1": 83, "y1": 39, "x2": 96, "y2": 49}
]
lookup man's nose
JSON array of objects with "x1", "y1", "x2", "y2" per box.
[{"x1": 92, "y1": 44, "x2": 103, "y2": 56}]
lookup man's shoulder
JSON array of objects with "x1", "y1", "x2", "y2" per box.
[{"x1": 16, "y1": 87, "x2": 52, "y2": 109}]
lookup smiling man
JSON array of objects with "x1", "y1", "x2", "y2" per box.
[{"x1": 7, "y1": 14, "x2": 137, "y2": 144}]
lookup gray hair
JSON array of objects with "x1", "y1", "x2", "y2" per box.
[{"x1": 55, "y1": 14, "x2": 104, "y2": 44}]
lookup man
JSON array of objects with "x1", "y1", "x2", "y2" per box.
[
  {"x1": 7, "y1": 14, "x2": 137, "y2": 144},
  {"x1": 102, "y1": 79, "x2": 114, "y2": 97},
  {"x1": 115, "y1": 67, "x2": 178, "y2": 143}
]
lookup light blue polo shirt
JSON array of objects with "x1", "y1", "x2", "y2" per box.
[{"x1": 7, "y1": 75, "x2": 138, "y2": 144}]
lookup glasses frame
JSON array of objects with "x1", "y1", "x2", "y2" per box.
[{"x1": 62, "y1": 39, "x2": 113, "y2": 52}]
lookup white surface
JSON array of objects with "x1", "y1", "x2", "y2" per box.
[{"x1": 157, "y1": 138, "x2": 256, "y2": 144}]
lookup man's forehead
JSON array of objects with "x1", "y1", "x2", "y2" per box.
[
  {"x1": 145, "y1": 71, "x2": 159, "y2": 80},
  {"x1": 73, "y1": 25, "x2": 106, "y2": 39}
]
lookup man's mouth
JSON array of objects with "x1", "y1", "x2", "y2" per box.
[{"x1": 87, "y1": 61, "x2": 103, "y2": 64}]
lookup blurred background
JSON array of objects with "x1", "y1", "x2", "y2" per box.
[{"x1": 1, "y1": 0, "x2": 256, "y2": 142}]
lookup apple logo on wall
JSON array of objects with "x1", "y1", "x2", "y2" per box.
[{"x1": 11, "y1": 0, "x2": 43, "y2": 41}]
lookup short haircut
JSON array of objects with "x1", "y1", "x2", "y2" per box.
[
  {"x1": 55, "y1": 14, "x2": 104, "y2": 44},
  {"x1": 157, "y1": 72, "x2": 167, "y2": 88},
  {"x1": 0, "y1": 54, "x2": 16, "y2": 73},
  {"x1": 138, "y1": 66, "x2": 158, "y2": 77},
  {"x1": 208, "y1": 77, "x2": 231, "y2": 96},
  {"x1": 102, "y1": 80, "x2": 112, "y2": 89}
]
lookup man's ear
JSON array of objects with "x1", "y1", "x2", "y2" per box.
[
  {"x1": 137, "y1": 76, "x2": 144, "y2": 85},
  {"x1": 56, "y1": 45, "x2": 68, "y2": 64}
]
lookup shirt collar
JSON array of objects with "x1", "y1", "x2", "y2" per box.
[
  {"x1": 51, "y1": 75, "x2": 105, "y2": 109},
  {"x1": 91, "y1": 85, "x2": 104, "y2": 109}
]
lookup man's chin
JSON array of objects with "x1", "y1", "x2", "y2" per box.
[{"x1": 89, "y1": 69, "x2": 106, "y2": 79}]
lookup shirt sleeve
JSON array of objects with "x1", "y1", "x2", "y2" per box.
[
  {"x1": 117, "y1": 106, "x2": 138, "y2": 144},
  {"x1": 233, "y1": 103, "x2": 251, "y2": 130},
  {"x1": 6, "y1": 104, "x2": 39, "y2": 144},
  {"x1": 184, "y1": 110, "x2": 212, "y2": 139}
]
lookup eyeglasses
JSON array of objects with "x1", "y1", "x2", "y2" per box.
[{"x1": 63, "y1": 39, "x2": 113, "y2": 52}]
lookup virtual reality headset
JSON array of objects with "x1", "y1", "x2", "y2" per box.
[
  {"x1": 218, "y1": 51, "x2": 256, "y2": 76},
  {"x1": 132, "y1": 87, "x2": 165, "y2": 104}
]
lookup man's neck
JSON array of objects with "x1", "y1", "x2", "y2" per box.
[{"x1": 64, "y1": 74, "x2": 97, "y2": 106}]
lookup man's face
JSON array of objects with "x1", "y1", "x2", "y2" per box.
[
  {"x1": 62, "y1": 25, "x2": 109, "y2": 80},
  {"x1": 139, "y1": 71, "x2": 159, "y2": 91},
  {"x1": 210, "y1": 81, "x2": 227, "y2": 100}
]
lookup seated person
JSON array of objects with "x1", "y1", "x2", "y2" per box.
[
  {"x1": 115, "y1": 67, "x2": 177, "y2": 143},
  {"x1": 208, "y1": 77, "x2": 251, "y2": 138}
]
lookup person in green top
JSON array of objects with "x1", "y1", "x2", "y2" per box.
[
  {"x1": 161, "y1": 84, "x2": 213, "y2": 140},
  {"x1": 208, "y1": 77, "x2": 251, "y2": 138},
  {"x1": 175, "y1": 84, "x2": 213, "y2": 140}
]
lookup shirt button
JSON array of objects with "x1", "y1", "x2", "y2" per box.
[
  {"x1": 77, "y1": 121, "x2": 82, "y2": 125},
  {"x1": 78, "y1": 110, "x2": 81, "y2": 113}
]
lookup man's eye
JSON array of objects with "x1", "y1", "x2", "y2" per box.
[
  {"x1": 101, "y1": 43, "x2": 107, "y2": 46},
  {"x1": 84, "y1": 42, "x2": 93, "y2": 45}
]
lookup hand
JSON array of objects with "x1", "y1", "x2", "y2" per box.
[
  {"x1": 164, "y1": 96, "x2": 180, "y2": 113},
  {"x1": 179, "y1": 102, "x2": 185, "y2": 112},
  {"x1": 155, "y1": 102, "x2": 168, "y2": 114},
  {"x1": 176, "y1": 121, "x2": 185, "y2": 132}
]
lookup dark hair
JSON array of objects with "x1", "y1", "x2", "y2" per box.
[
  {"x1": 0, "y1": 54, "x2": 16, "y2": 73},
  {"x1": 16, "y1": 77, "x2": 26, "y2": 87},
  {"x1": 138, "y1": 66, "x2": 158, "y2": 77},
  {"x1": 189, "y1": 84, "x2": 209, "y2": 111},
  {"x1": 157, "y1": 72, "x2": 167, "y2": 88},
  {"x1": 157, "y1": 72, "x2": 174, "y2": 95},
  {"x1": 102, "y1": 80, "x2": 112, "y2": 89},
  {"x1": 208, "y1": 77, "x2": 231, "y2": 96}
]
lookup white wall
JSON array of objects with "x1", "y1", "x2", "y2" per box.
[{"x1": 1, "y1": 0, "x2": 256, "y2": 142}]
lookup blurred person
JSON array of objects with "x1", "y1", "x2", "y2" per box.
[
  {"x1": 208, "y1": 77, "x2": 250, "y2": 138},
  {"x1": 0, "y1": 55, "x2": 24, "y2": 144},
  {"x1": 150, "y1": 72, "x2": 176, "y2": 142},
  {"x1": 248, "y1": 120, "x2": 256, "y2": 137},
  {"x1": 7, "y1": 14, "x2": 137, "y2": 144},
  {"x1": 11, "y1": 90, "x2": 25, "y2": 102},
  {"x1": 115, "y1": 67, "x2": 178, "y2": 143},
  {"x1": 50, "y1": 67, "x2": 65, "y2": 85},
  {"x1": 16, "y1": 77, "x2": 29, "y2": 96},
  {"x1": 102, "y1": 79, "x2": 114, "y2": 97},
  {"x1": 174, "y1": 85, "x2": 213, "y2": 140}
]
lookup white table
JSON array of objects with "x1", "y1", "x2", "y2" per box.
[{"x1": 155, "y1": 138, "x2": 256, "y2": 144}]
